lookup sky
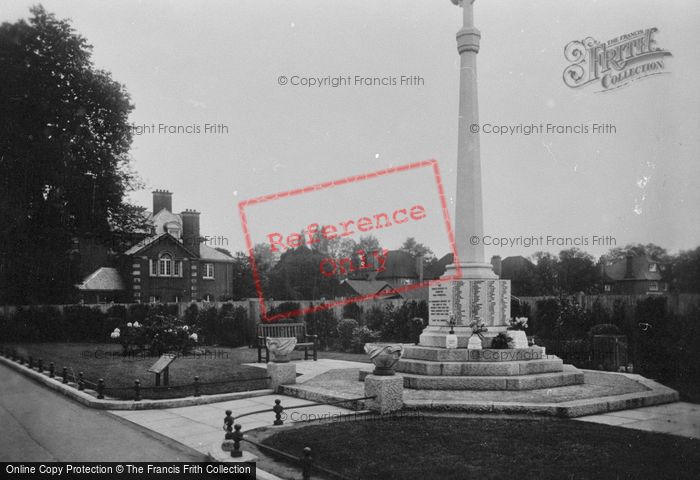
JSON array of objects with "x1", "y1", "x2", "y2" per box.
[{"x1": 4, "y1": 0, "x2": 700, "y2": 261}]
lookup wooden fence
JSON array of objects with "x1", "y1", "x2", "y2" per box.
[{"x1": 516, "y1": 293, "x2": 700, "y2": 319}]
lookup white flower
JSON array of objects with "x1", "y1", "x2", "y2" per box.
[
  {"x1": 126, "y1": 322, "x2": 133, "y2": 327},
  {"x1": 189, "y1": 333, "x2": 198, "y2": 342},
  {"x1": 114, "y1": 327, "x2": 120, "y2": 333},
  {"x1": 182, "y1": 325, "x2": 189, "y2": 332},
  {"x1": 133, "y1": 321, "x2": 141, "y2": 328},
  {"x1": 110, "y1": 331, "x2": 120, "y2": 339}
]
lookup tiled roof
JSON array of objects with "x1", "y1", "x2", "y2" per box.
[
  {"x1": 75, "y1": 267, "x2": 125, "y2": 291},
  {"x1": 123, "y1": 232, "x2": 169, "y2": 255},
  {"x1": 200, "y1": 244, "x2": 235, "y2": 262},
  {"x1": 341, "y1": 279, "x2": 396, "y2": 297},
  {"x1": 602, "y1": 255, "x2": 663, "y2": 282}
]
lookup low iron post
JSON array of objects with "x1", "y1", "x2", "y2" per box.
[
  {"x1": 302, "y1": 446, "x2": 312, "y2": 480},
  {"x1": 49, "y1": 362, "x2": 55, "y2": 378},
  {"x1": 62, "y1": 366, "x2": 68, "y2": 384},
  {"x1": 134, "y1": 379, "x2": 141, "y2": 401},
  {"x1": 28, "y1": 356, "x2": 33, "y2": 369},
  {"x1": 78, "y1": 372, "x2": 85, "y2": 391},
  {"x1": 97, "y1": 378, "x2": 105, "y2": 399},
  {"x1": 37, "y1": 358, "x2": 43, "y2": 373},
  {"x1": 273, "y1": 399, "x2": 284, "y2": 426},
  {"x1": 231, "y1": 424, "x2": 243, "y2": 458},
  {"x1": 194, "y1": 376, "x2": 200, "y2": 397}
]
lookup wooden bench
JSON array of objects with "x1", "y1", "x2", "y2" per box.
[{"x1": 256, "y1": 323, "x2": 317, "y2": 363}]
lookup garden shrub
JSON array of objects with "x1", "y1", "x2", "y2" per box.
[
  {"x1": 338, "y1": 318, "x2": 359, "y2": 352},
  {"x1": 587, "y1": 323, "x2": 621, "y2": 337},
  {"x1": 342, "y1": 302, "x2": 363, "y2": 323},
  {"x1": 350, "y1": 326, "x2": 381, "y2": 353},
  {"x1": 304, "y1": 307, "x2": 338, "y2": 350}
]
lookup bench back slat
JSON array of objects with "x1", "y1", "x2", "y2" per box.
[{"x1": 257, "y1": 322, "x2": 307, "y2": 342}]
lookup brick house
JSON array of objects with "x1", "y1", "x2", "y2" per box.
[
  {"x1": 600, "y1": 254, "x2": 669, "y2": 294},
  {"x1": 75, "y1": 190, "x2": 234, "y2": 303}
]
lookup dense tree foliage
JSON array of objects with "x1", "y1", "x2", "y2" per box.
[{"x1": 0, "y1": 6, "x2": 146, "y2": 303}]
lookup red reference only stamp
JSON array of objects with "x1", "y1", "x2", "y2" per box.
[{"x1": 238, "y1": 159, "x2": 460, "y2": 322}]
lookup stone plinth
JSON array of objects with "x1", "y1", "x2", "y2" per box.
[
  {"x1": 364, "y1": 374, "x2": 403, "y2": 414},
  {"x1": 423, "y1": 276, "x2": 511, "y2": 347},
  {"x1": 268, "y1": 362, "x2": 296, "y2": 392},
  {"x1": 208, "y1": 442, "x2": 258, "y2": 463}
]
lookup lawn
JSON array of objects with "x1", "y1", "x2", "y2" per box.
[
  {"x1": 262, "y1": 416, "x2": 700, "y2": 480},
  {"x1": 2, "y1": 342, "x2": 369, "y2": 400}
]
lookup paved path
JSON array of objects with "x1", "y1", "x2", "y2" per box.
[
  {"x1": 575, "y1": 401, "x2": 700, "y2": 439},
  {"x1": 109, "y1": 393, "x2": 357, "y2": 452},
  {"x1": 0, "y1": 362, "x2": 204, "y2": 462}
]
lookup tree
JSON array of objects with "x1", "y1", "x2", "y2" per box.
[
  {"x1": 601, "y1": 243, "x2": 670, "y2": 263},
  {"x1": 267, "y1": 245, "x2": 339, "y2": 300},
  {"x1": 532, "y1": 251, "x2": 560, "y2": 295},
  {"x1": 0, "y1": 6, "x2": 145, "y2": 303},
  {"x1": 557, "y1": 248, "x2": 598, "y2": 294},
  {"x1": 672, "y1": 246, "x2": 700, "y2": 293},
  {"x1": 399, "y1": 237, "x2": 435, "y2": 260}
]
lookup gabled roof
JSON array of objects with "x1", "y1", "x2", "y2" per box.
[
  {"x1": 75, "y1": 267, "x2": 125, "y2": 291},
  {"x1": 340, "y1": 279, "x2": 396, "y2": 297},
  {"x1": 200, "y1": 244, "x2": 235, "y2": 262},
  {"x1": 123, "y1": 232, "x2": 199, "y2": 258}
]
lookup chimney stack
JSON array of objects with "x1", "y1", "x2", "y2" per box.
[
  {"x1": 625, "y1": 254, "x2": 634, "y2": 278},
  {"x1": 152, "y1": 190, "x2": 172, "y2": 214},
  {"x1": 181, "y1": 209, "x2": 201, "y2": 256},
  {"x1": 491, "y1": 255, "x2": 502, "y2": 277}
]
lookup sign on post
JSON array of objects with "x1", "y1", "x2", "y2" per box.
[{"x1": 148, "y1": 353, "x2": 176, "y2": 386}]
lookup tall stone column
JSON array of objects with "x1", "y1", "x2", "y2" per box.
[{"x1": 420, "y1": 0, "x2": 510, "y2": 348}]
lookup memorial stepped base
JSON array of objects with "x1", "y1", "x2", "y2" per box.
[{"x1": 384, "y1": 345, "x2": 585, "y2": 391}]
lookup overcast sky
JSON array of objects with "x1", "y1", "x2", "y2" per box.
[{"x1": 5, "y1": 0, "x2": 700, "y2": 261}]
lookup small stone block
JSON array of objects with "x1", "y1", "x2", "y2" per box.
[
  {"x1": 208, "y1": 443, "x2": 258, "y2": 463},
  {"x1": 364, "y1": 374, "x2": 403, "y2": 414},
  {"x1": 268, "y1": 362, "x2": 296, "y2": 392}
]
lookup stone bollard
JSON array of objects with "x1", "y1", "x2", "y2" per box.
[
  {"x1": 364, "y1": 374, "x2": 404, "y2": 415},
  {"x1": 273, "y1": 399, "x2": 284, "y2": 426},
  {"x1": 193, "y1": 376, "x2": 200, "y2": 397},
  {"x1": 28, "y1": 356, "x2": 34, "y2": 369},
  {"x1": 302, "y1": 446, "x2": 313, "y2": 480},
  {"x1": 217, "y1": 410, "x2": 258, "y2": 462},
  {"x1": 134, "y1": 379, "x2": 141, "y2": 401},
  {"x1": 97, "y1": 378, "x2": 105, "y2": 399},
  {"x1": 78, "y1": 372, "x2": 85, "y2": 391},
  {"x1": 49, "y1": 362, "x2": 55, "y2": 378},
  {"x1": 62, "y1": 367, "x2": 68, "y2": 384},
  {"x1": 268, "y1": 362, "x2": 296, "y2": 392}
]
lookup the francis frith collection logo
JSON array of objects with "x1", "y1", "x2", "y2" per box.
[{"x1": 563, "y1": 28, "x2": 672, "y2": 92}]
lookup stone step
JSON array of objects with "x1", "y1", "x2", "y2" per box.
[
  {"x1": 401, "y1": 345, "x2": 546, "y2": 363},
  {"x1": 395, "y1": 357, "x2": 563, "y2": 376},
  {"x1": 400, "y1": 367, "x2": 584, "y2": 391}
]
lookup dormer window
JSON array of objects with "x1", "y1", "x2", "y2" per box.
[{"x1": 649, "y1": 263, "x2": 657, "y2": 272}]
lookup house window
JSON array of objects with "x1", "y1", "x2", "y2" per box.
[
  {"x1": 649, "y1": 263, "x2": 657, "y2": 272},
  {"x1": 604, "y1": 284, "x2": 611, "y2": 292},
  {"x1": 203, "y1": 263, "x2": 214, "y2": 279},
  {"x1": 174, "y1": 260, "x2": 182, "y2": 277},
  {"x1": 649, "y1": 281, "x2": 659, "y2": 292},
  {"x1": 159, "y1": 253, "x2": 173, "y2": 276},
  {"x1": 149, "y1": 259, "x2": 157, "y2": 277},
  {"x1": 203, "y1": 294, "x2": 213, "y2": 302}
]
